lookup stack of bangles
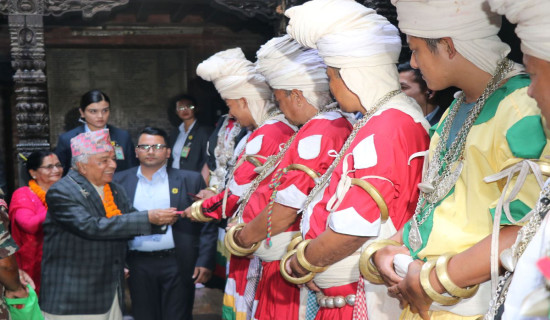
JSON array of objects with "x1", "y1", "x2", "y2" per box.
[
  {"x1": 189, "y1": 199, "x2": 213, "y2": 223},
  {"x1": 279, "y1": 239, "x2": 329, "y2": 285},
  {"x1": 359, "y1": 239, "x2": 402, "y2": 284},
  {"x1": 224, "y1": 223, "x2": 261, "y2": 256},
  {"x1": 419, "y1": 253, "x2": 479, "y2": 305}
]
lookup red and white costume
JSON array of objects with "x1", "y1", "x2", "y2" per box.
[
  {"x1": 302, "y1": 107, "x2": 429, "y2": 319},
  {"x1": 245, "y1": 110, "x2": 354, "y2": 320}
]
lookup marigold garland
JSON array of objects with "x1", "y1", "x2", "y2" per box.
[
  {"x1": 28, "y1": 179, "x2": 47, "y2": 209},
  {"x1": 103, "y1": 184, "x2": 122, "y2": 218}
]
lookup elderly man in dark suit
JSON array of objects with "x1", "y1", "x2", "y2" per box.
[
  {"x1": 114, "y1": 127, "x2": 217, "y2": 320},
  {"x1": 40, "y1": 129, "x2": 178, "y2": 319}
]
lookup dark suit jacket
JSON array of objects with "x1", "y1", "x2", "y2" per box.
[
  {"x1": 40, "y1": 170, "x2": 160, "y2": 315},
  {"x1": 55, "y1": 124, "x2": 137, "y2": 175},
  {"x1": 168, "y1": 123, "x2": 213, "y2": 173},
  {"x1": 113, "y1": 167, "x2": 217, "y2": 276}
]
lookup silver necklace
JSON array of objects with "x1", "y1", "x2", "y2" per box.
[
  {"x1": 300, "y1": 90, "x2": 402, "y2": 220},
  {"x1": 232, "y1": 107, "x2": 340, "y2": 221},
  {"x1": 408, "y1": 59, "x2": 514, "y2": 252}
]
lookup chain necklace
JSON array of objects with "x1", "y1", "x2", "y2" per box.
[
  {"x1": 213, "y1": 117, "x2": 242, "y2": 191},
  {"x1": 484, "y1": 184, "x2": 550, "y2": 319},
  {"x1": 232, "y1": 106, "x2": 340, "y2": 221},
  {"x1": 300, "y1": 90, "x2": 402, "y2": 217},
  {"x1": 408, "y1": 59, "x2": 514, "y2": 252}
]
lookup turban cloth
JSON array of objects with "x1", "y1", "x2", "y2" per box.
[
  {"x1": 71, "y1": 129, "x2": 113, "y2": 157},
  {"x1": 256, "y1": 35, "x2": 332, "y2": 110},
  {"x1": 284, "y1": 0, "x2": 425, "y2": 122},
  {"x1": 256, "y1": 35, "x2": 328, "y2": 92},
  {"x1": 286, "y1": 0, "x2": 401, "y2": 68},
  {"x1": 489, "y1": 0, "x2": 550, "y2": 62},
  {"x1": 392, "y1": 0, "x2": 511, "y2": 76},
  {"x1": 196, "y1": 48, "x2": 276, "y2": 126}
]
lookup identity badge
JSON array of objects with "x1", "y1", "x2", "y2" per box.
[
  {"x1": 114, "y1": 145, "x2": 125, "y2": 160},
  {"x1": 180, "y1": 146, "x2": 191, "y2": 158}
]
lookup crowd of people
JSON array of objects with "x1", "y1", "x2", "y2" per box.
[{"x1": 0, "y1": 0, "x2": 548, "y2": 319}]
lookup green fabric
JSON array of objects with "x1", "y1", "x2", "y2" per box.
[
  {"x1": 490, "y1": 199, "x2": 532, "y2": 225},
  {"x1": 403, "y1": 187, "x2": 455, "y2": 260},
  {"x1": 5, "y1": 285, "x2": 43, "y2": 320},
  {"x1": 434, "y1": 74, "x2": 532, "y2": 137},
  {"x1": 222, "y1": 305, "x2": 237, "y2": 320},
  {"x1": 475, "y1": 74, "x2": 531, "y2": 125},
  {"x1": 506, "y1": 115, "x2": 547, "y2": 159}
]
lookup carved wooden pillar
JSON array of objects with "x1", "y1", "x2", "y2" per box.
[{"x1": 6, "y1": 1, "x2": 48, "y2": 186}]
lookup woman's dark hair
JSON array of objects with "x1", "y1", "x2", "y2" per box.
[
  {"x1": 25, "y1": 150, "x2": 55, "y2": 172},
  {"x1": 80, "y1": 89, "x2": 110, "y2": 111},
  {"x1": 168, "y1": 93, "x2": 198, "y2": 126}
]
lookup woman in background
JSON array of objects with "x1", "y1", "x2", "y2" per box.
[{"x1": 9, "y1": 150, "x2": 63, "y2": 294}]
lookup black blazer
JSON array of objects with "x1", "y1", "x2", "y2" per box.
[
  {"x1": 54, "y1": 124, "x2": 138, "y2": 175},
  {"x1": 168, "y1": 123, "x2": 213, "y2": 173},
  {"x1": 113, "y1": 167, "x2": 218, "y2": 275},
  {"x1": 41, "y1": 170, "x2": 158, "y2": 315}
]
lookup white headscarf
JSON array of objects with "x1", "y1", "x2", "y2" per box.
[
  {"x1": 196, "y1": 48, "x2": 276, "y2": 125},
  {"x1": 256, "y1": 35, "x2": 332, "y2": 110},
  {"x1": 489, "y1": 0, "x2": 550, "y2": 62},
  {"x1": 285, "y1": 0, "x2": 427, "y2": 129},
  {"x1": 392, "y1": 0, "x2": 517, "y2": 76}
]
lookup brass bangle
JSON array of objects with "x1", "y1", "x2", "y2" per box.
[
  {"x1": 295, "y1": 240, "x2": 328, "y2": 273},
  {"x1": 287, "y1": 233, "x2": 303, "y2": 251},
  {"x1": 435, "y1": 253, "x2": 479, "y2": 298},
  {"x1": 359, "y1": 239, "x2": 401, "y2": 284},
  {"x1": 224, "y1": 223, "x2": 261, "y2": 257},
  {"x1": 279, "y1": 249, "x2": 315, "y2": 285},
  {"x1": 350, "y1": 178, "x2": 389, "y2": 222},
  {"x1": 284, "y1": 164, "x2": 320, "y2": 181},
  {"x1": 419, "y1": 259, "x2": 461, "y2": 306},
  {"x1": 245, "y1": 155, "x2": 263, "y2": 168},
  {"x1": 206, "y1": 186, "x2": 218, "y2": 194},
  {"x1": 190, "y1": 200, "x2": 213, "y2": 223}
]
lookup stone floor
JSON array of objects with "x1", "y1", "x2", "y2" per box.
[{"x1": 124, "y1": 286, "x2": 224, "y2": 320}]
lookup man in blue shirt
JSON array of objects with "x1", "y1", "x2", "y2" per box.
[{"x1": 114, "y1": 127, "x2": 217, "y2": 320}]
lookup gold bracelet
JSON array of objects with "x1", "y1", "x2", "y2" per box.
[
  {"x1": 224, "y1": 223, "x2": 261, "y2": 257},
  {"x1": 279, "y1": 249, "x2": 315, "y2": 285},
  {"x1": 419, "y1": 259, "x2": 461, "y2": 305},
  {"x1": 190, "y1": 200, "x2": 213, "y2": 223},
  {"x1": 295, "y1": 240, "x2": 328, "y2": 273},
  {"x1": 284, "y1": 164, "x2": 320, "y2": 181},
  {"x1": 287, "y1": 232, "x2": 303, "y2": 251},
  {"x1": 350, "y1": 178, "x2": 389, "y2": 222},
  {"x1": 435, "y1": 253, "x2": 479, "y2": 298},
  {"x1": 206, "y1": 186, "x2": 218, "y2": 194},
  {"x1": 359, "y1": 239, "x2": 401, "y2": 284}
]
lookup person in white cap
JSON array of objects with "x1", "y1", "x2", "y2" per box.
[
  {"x1": 483, "y1": 1, "x2": 550, "y2": 319},
  {"x1": 371, "y1": 0, "x2": 550, "y2": 319},
  {"x1": 280, "y1": 0, "x2": 430, "y2": 319},
  {"x1": 186, "y1": 48, "x2": 297, "y2": 320},
  {"x1": 223, "y1": 35, "x2": 355, "y2": 320}
]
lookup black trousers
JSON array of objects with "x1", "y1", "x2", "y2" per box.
[{"x1": 127, "y1": 251, "x2": 195, "y2": 320}]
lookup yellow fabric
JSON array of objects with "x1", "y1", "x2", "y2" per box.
[
  {"x1": 419, "y1": 87, "x2": 550, "y2": 259},
  {"x1": 399, "y1": 305, "x2": 481, "y2": 320}
]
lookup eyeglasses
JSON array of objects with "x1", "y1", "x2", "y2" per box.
[
  {"x1": 39, "y1": 163, "x2": 63, "y2": 170},
  {"x1": 136, "y1": 144, "x2": 168, "y2": 152},
  {"x1": 176, "y1": 105, "x2": 195, "y2": 111}
]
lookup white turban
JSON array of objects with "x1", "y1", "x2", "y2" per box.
[
  {"x1": 489, "y1": 0, "x2": 550, "y2": 62},
  {"x1": 284, "y1": 0, "x2": 425, "y2": 124},
  {"x1": 256, "y1": 35, "x2": 332, "y2": 110},
  {"x1": 196, "y1": 48, "x2": 276, "y2": 126},
  {"x1": 392, "y1": 0, "x2": 513, "y2": 76}
]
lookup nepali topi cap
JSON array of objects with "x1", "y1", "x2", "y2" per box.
[{"x1": 70, "y1": 129, "x2": 114, "y2": 157}]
